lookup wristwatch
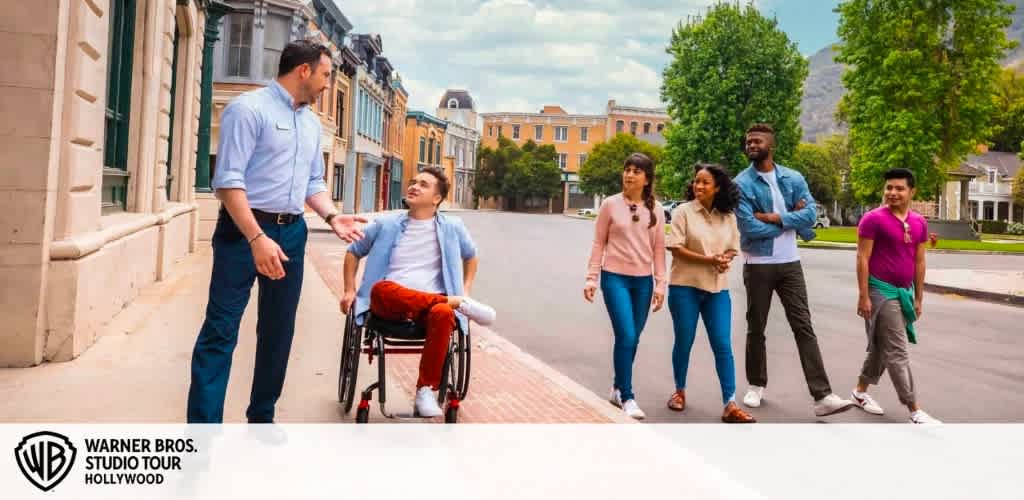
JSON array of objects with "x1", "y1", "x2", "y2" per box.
[{"x1": 324, "y1": 212, "x2": 338, "y2": 224}]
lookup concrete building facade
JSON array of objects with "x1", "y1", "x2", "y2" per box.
[
  {"x1": 403, "y1": 111, "x2": 447, "y2": 202},
  {"x1": 1, "y1": 0, "x2": 213, "y2": 366},
  {"x1": 436, "y1": 90, "x2": 480, "y2": 209}
]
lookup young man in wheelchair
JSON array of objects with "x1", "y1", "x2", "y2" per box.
[{"x1": 340, "y1": 166, "x2": 496, "y2": 417}]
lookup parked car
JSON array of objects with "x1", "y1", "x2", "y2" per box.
[
  {"x1": 577, "y1": 208, "x2": 597, "y2": 217},
  {"x1": 814, "y1": 209, "x2": 831, "y2": 229},
  {"x1": 662, "y1": 200, "x2": 681, "y2": 223}
]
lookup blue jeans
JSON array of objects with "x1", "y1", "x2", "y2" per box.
[
  {"x1": 667, "y1": 285, "x2": 736, "y2": 405},
  {"x1": 600, "y1": 270, "x2": 653, "y2": 402},
  {"x1": 186, "y1": 211, "x2": 307, "y2": 423}
]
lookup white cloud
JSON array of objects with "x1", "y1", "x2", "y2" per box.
[{"x1": 333, "y1": 0, "x2": 727, "y2": 116}]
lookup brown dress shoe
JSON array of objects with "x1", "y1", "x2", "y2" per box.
[
  {"x1": 721, "y1": 403, "x2": 756, "y2": 423},
  {"x1": 667, "y1": 390, "x2": 686, "y2": 412}
]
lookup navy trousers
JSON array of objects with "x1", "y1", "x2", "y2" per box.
[{"x1": 186, "y1": 211, "x2": 307, "y2": 423}]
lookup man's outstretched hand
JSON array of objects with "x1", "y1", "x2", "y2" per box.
[{"x1": 330, "y1": 215, "x2": 369, "y2": 243}]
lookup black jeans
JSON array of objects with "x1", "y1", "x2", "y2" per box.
[{"x1": 743, "y1": 261, "x2": 832, "y2": 400}]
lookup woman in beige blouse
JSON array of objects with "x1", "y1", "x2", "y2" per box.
[{"x1": 665, "y1": 163, "x2": 755, "y2": 423}]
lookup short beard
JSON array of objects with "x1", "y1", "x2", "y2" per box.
[{"x1": 746, "y1": 150, "x2": 769, "y2": 162}]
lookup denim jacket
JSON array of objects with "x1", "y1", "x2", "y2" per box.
[
  {"x1": 733, "y1": 163, "x2": 817, "y2": 256},
  {"x1": 346, "y1": 211, "x2": 477, "y2": 332}
]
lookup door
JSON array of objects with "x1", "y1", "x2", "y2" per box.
[{"x1": 359, "y1": 163, "x2": 378, "y2": 213}]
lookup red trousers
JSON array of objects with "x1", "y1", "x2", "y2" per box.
[{"x1": 370, "y1": 281, "x2": 455, "y2": 390}]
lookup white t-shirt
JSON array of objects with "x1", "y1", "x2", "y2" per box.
[
  {"x1": 744, "y1": 170, "x2": 800, "y2": 265},
  {"x1": 386, "y1": 218, "x2": 445, "y2": 293}
]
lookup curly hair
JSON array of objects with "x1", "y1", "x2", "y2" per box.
[
  {"x1": 623, "y1": 152, "x2": 657, "y2": 228},
  {"x1": 685, "y1": 163, "x2": 740, "y2": 213}
]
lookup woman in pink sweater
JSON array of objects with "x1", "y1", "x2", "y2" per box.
[{"x1": 583, "y1": 153, "x2": 667, "y2": 419}]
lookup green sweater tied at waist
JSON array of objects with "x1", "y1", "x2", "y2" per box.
[{"x1": 868, "y1": 275, "x2": 917, "y2": 344}]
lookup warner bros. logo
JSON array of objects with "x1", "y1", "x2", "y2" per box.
[{"x1": 14, "y1": 431, "x2": 78, "y2": 492}]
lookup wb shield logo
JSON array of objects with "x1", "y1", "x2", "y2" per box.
[{"x1": 14, "y1": 431, "x2": 77, "y2": 491}]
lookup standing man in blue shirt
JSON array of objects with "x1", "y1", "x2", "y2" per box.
[
  {"x1": 187, "y1": 41, "x2": 368, "y2": 424},
  {"x1": 733, "y1": 123, "x2": 854, "y2": 418}
]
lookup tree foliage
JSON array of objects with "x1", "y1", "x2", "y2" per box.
[
  {"x1": 990, "y1": 67, "x2": 1024, "y2": 152},
  {"x1": 474, "y1": 138, "x2": 562, "y2": 204},
  {"x1": 1014, "y1": 166, "x2": 1024, "y2": 207},
  {"x1": 836, "y1": 0, "x2": 1016, "y2": 203},
  {"x1": 578, "y1": 133, "x2": 665, "y2": 198},
  {"x1": 790, "y1": 142, "x2": 841, "y2": 206},
  {"x1": 660, "y1": 1, "x2": 808, "y2": 196}
]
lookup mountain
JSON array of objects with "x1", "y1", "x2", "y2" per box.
[{"x1": 799, "y1": 0, "x2": 1024, "y2": 143}]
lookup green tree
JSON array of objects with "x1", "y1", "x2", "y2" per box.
[
  {"x1": 660, "y1": 2, "x2": 808, "y2": 196},
  {"x1": 790, "y1": 142, "x2": 840, "y2": 206},
  {"x1": 991, "y1": 68, "x2": 1024, "y2": 152},
  {"x1": 579, "y1": 133, "x2": 665, "y2": 197},
  {"x1": 473, "y1": 138, "x2": 561, "y2": 208},
  {"x1": 836, "y1": 0, "x2": 1016, "y2": 203},
  {"x1": 1014, "y1": 166, "x2": 1024, "y2": 207}
]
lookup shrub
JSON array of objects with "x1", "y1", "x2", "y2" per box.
[
  {"x1": 1007, "y1": 222, "x2": 1024, "y2": 236},
  {"x1": 980, "y1": 220, "x2": 1009, "y2": 234}
]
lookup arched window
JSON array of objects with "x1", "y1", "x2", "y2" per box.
[
  {"x1": 629, "y1": 121, "x2": 638, "y2": 135},
  {"x1": 643, "y1": 122, "x2": 651, "y2": 134},
  {"x1": 448, "y1": 98, "x2": 459, "y2": 109},
  {"x1": 615, "y1": 120, "x2": 624, "y2": 133}
]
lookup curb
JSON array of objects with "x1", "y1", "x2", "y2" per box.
[
  {"x1": 923, "y1": 283, "x2": 1024, "y2": 308},
  {"x1": 798, "y1": 243, "x2": 1024, "y2": 256},
  {"x1": 470, "y1": 324, "x2": 637, "y2": 424}
]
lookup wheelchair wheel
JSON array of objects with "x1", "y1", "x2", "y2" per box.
[
  {"x1": 337, "y1": 313, "x2": 361, "y2": 413},
  {"x1": 355, "y1": 406, "x2": 370, "y2": 423},
  {"x1": 457, "y1": 329, "x2": 471, "y2": 399},
  {"x1": 444, "y1": 405, "x2": 458, "y2": 424},
  {"x1": 437, "y1": 331, "x2": 465, "y2": 405}
]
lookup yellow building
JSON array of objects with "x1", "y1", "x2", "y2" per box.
[
  {"x1": 403, "y1": 112, "x2": 447, "y2": 202},
  {"x1": 481, "y1": 106, "x2": 607, "y2": 212},
  {"x1": 605, "y1": 100, "x2": 670, "y2": 142},
  {"x1": 1, "y1": 0, "x2": 213, "y2": 366},
  {"x1": 383, "y1": 77, "x2": 409, "y2": 210}
]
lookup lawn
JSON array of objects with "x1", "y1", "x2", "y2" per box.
[{"x1": 812, "y1": 227, "x2": 1024, "y2": 253}]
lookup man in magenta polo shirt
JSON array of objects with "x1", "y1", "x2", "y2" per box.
[{"x1": 849, "y1": 168, "x2": 940, "y2": 424}]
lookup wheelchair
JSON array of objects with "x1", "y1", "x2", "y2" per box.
[{"x1": 338, "y1": 311, "x2": 471, "y2": 423}]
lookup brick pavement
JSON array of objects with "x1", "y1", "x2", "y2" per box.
[{"x1": 306, "y1": 239, "x2": 630, "y2": 424}]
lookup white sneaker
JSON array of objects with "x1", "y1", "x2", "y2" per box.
[
  {"x1": 457, "y1": 297, "x2": 496, "y2": 326},
  {"x1": 742, "y1": 386, "x2": 764, "y2": 408},
  {"x1": 909, "y1": 410, "x2": 942, "y2": 424},
  {"x1": 814, "y1": 393, "x2": 856, "y2": 417},
  {"x1": 622, "y1": 399, "x2": 646, "y2": 420},
  {"x1": 851, "y1": 390, "x2": 885, "y2": 415},
  {"x1": 414, "y1": 387, "x2": 443, "y2": 418},
  {"x1": 609, "y1": 388, "x2": 623, "y2": 408}
]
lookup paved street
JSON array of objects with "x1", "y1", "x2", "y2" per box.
[{"x1": 424, "y1": 211, "x2": 1024, "y2": 423}]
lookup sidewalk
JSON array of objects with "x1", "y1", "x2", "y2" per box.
[
  {"x1": 0, "y1": 241, "x2": 628, "y2": 423},
  {"x1": 924, "y1": 269, "x2": 1024, "y2": 307}
]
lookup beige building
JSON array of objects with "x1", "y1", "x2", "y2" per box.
[
  {"x1": 1, "y1": 0, "x2": 212, "y2": 367},
  {"x1": 605, "y1": 99, "x2": 669, "y2": 145}
]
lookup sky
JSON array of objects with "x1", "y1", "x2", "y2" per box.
[{"x1": 333, "y1": 0, "x2": 841, "y2": 116}]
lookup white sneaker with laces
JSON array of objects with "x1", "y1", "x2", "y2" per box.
[
  {"x1": 414, "y1": 386, "x2": 443, "y2": 418},
  {"x1": 814, "y1": 393, "x2": 856, "y2": 417},
  {"x1": 909, "y1": 410, "x2": 942, "y2": 424},
  {"x1": 622, "y1": 399, "x2": 646, "y2": 420},
  {"x1": 851, "y1": 390, "x2": 884, "y2": 415},
  {"x1": 742, "y1": 386, "x2": 764, "y2": 408},
  {"x1": 609, "y1": 388, "x2": 623, "y2": 408},
  {"x1": 457, "y1": 297, "x2": 496, "y2": 326}
]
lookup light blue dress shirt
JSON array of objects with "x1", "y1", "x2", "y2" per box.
[
  {"x1": 211, "y1": 80, "x2": 327, "y2": 214},
  {"x1": 346, "y1": 212, "x2": 478, "y2": 333}
]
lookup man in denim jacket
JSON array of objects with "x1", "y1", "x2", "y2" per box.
[{"x1": 734, "y1": 123, "x2": 854, "y2": 418}]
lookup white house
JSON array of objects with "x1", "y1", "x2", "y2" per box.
[{"x1": 942, "y1": 151, "x2": 1022, "y2": 223}]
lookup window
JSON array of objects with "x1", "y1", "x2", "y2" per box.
[
  {"x1": 342, "y1": 89, "x2": 350, "y2": 136},
  {"x1": 512, "y1": 125, "x2": 520, "y2": 140},
  {"x1": 226, "y1": 13, "x2": 253, "y2": 77},
  {"x1": 263, "y1": 14, "x2": 290, "y2": 79},
  {"x1": 383, "y1": 112, "x2": 390, "y2": 149},
  {"x1": 498, "y1": 126, "x2": 503, "y2": 137},
  {"x1": 580, "y1": 127, "x2": 588, "y2": 143},
  {"x1": 554, "y1": 126, "x2": 568, "y2": 142},
  {"x1": 488, "y1": 125, "x2": 493, "y2": 137},
  {"x1": 616, "y1": 120, "x2": 624, "y2": 133},
  {"x1": 448, "y1": 98, "x2": 459, "y2": 108},
  {"x1": 332, "y1": 165, "x2": 344, "y2": 201},
  {"x1": 534, "y1": 125, "x2": 543, "y2": 140},
  {"x1": 578, "y1": 153, "x2": 588, "y2": 168},
  {"x1": 630, "y1": 122, "x2": 638, "y2": 135},
  {"x1": 643, "y1": 123, "x2": 651, "y2": 134},
  {"x1": 657, "y1": 123, "x2": 664, "y2": 133},
  {"x1": 419, "y1": 137, "x2": 426, "y2": 163},
  {"x1": 427, "y1": 138, "x2": 434, "y2": 164},
  {"x1": 435, "y1": 143, "x2": 441, "y2": 165},
  {"x1": 102, "y1": 0, "x2": 137, "y2": 213},
  {"x1": 558, "y1": 153, "x2": 567, "y2": 170},
  {"x1": 457, "y1": 147, "x2": 464, "y2": 168},
  {"x1": 988, "y1": 169, "x2": 996, "y2": 183}
]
